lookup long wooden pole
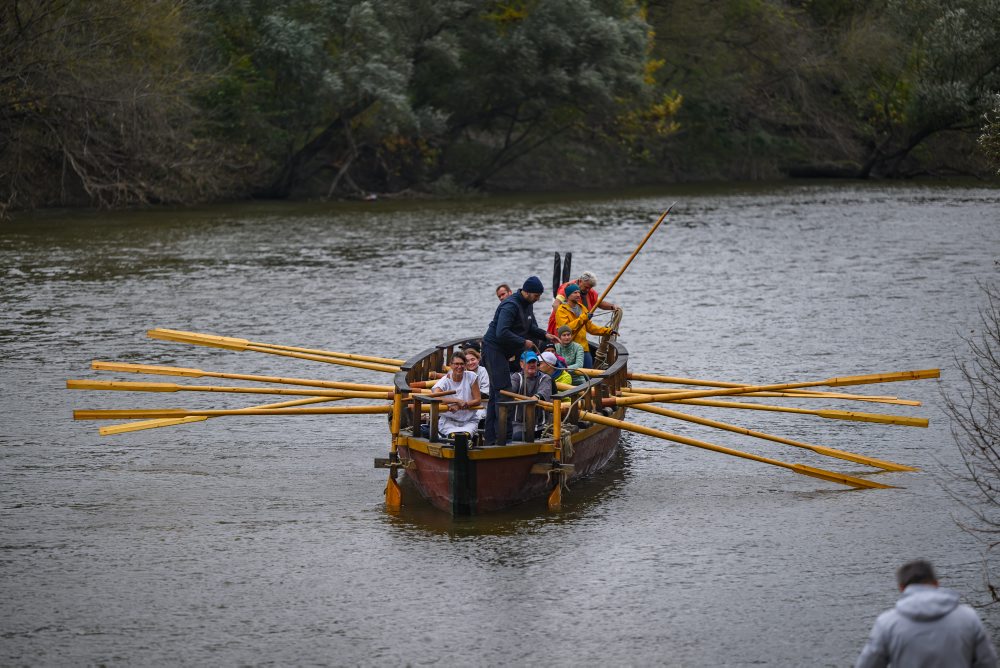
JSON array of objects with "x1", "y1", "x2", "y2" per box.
[
  {"x1": 624, "y1": 386, "x2": 919, "y2": 406},
  {"x1": 616, "y1": 389, "x2": 928, "y2": 427},
  {"x1": 608, "y1": 369, "x2": 940, "y2": 406},
  {"x1": 75, "y1": 406, "x2": 394, "y2": 420},
  {"x1": 68, "y1": 379, "x2": 395, "y2": 400},
  {"x1": 91, "y1": 361, "x2": 396, "y2": 392},
  {"x1": 147, "y1": 329, "x2": 401, "y2": 373},
  {"x1": 576, "y1": 369, "x2": 919, "y2": 405},
  {"x1": 147, "y1": 328, "x2": 404, "y2": 365},
  {"x1": 594, "y1": 205, "x2": 674, "y2": 310},
  {"x1": 571, "y1": 205, "x2": 674, "y2": 335}
]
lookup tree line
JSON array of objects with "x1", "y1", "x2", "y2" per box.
[{"x1": 2, "y1": 0, "x2": 999, "y2": 215}]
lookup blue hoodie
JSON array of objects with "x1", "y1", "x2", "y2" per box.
[{"x1": 855, "y1": 584, "x2": 997, "y2": 667}]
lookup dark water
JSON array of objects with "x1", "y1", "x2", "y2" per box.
[{"x1": 2, "y1": 182, "x2": 998, "y2": 665}]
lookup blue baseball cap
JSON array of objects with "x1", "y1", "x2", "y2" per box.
[{"x1": 520, "y1": 351, "x2": 539, "y2": 363}]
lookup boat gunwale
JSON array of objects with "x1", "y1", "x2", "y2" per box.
[{"x1": 392, "y1": 335, "x2": 628, "y2": 454}]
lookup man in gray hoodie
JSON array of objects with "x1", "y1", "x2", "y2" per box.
[{"x1": 855, "y1": 560, "x2": 997, "y2": 667}]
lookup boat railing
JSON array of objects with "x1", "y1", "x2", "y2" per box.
[{"x1": 391, "y1": 337, "x2": 628, "y2": 445}]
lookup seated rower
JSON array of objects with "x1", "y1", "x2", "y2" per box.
[
  {"x1": 431, "y1": 351, "x2": 481, "y2": 437},
  {"x1": 554, "y1": 325, "x2": 586, "y2": 385},
  {"x1": 553, "y1": 283, "x2": 614, "y2": 368},
  {"x1": 539, "y1": 351, "x2": 572, "y2": 386},
  {"x1": 509, "y1": 350, "x2": 553, "y2": 442},
  {"x1": 495, "y1": 283, "x2": 512, "y2": 301},
  {"x1": 463, "y1": 347, "x2": 490, "y2": 423}
]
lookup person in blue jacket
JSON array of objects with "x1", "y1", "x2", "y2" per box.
[
  {"x1": 482, "y1": 276, "x2": 558, "y2": 445},
  {"x1": 855, "y1": 559, "x2": 997, "y2": 668}
]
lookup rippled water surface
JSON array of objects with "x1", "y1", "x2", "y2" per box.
[{"x1": 2, "y1": 182, "x2": 999, "y2": 666}]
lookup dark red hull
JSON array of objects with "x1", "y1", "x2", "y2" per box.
[{"x1": 397, "y1": 413, "x2": 622, "y2": 515}]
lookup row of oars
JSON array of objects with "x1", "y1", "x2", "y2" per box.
[{"x1": 68, "y1": 327, "x2": 937, "y2": 492}]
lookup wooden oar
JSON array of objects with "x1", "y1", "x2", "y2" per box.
[
  {"x1": 610, "y1": 369, "x2": 940, "y2": 406},
  {"x1": 75, "y1": 406, "x2": 394, "y2": 420},
  {"x1": 98, "y1": 395, "x2": 343, "y2": 436},
  {"x1": 580, "y1": 410, "x2": 891, "y2": 489},
  {"x1": 147, "y1": 329, "x2": 400, "y2": 373},
  {"x1": 91, "y1": 361, "x2": 396, "y2": 392},
  {"x1": 500, "y1": 390, "x2": 889, "y2": 489},
  {"x1": 616, "y1": 389, "x2": 928, "y2": 427},
  {"x1": 68, "y1": 379, "x2": 395, "y2": 400},
  {"x1": 147, "y1": 328, "x2": 404, "y2": 365},
  {"x1": 624, "y1": 385, "x2": 919, "y2": 406},
  {"x1": 571, "y1": 204, "x2": 674, "y2": 335},
  {"x1": 627, "y1": 402, "x2": 917, "y2": 471}
]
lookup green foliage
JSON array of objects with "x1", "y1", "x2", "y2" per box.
[{"x1": 4, "y1": 0, "x2": 1000, "y2": 213}]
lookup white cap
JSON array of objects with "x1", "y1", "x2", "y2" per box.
[{"x1": 540, "y1": 351, "x2": 558, "y2": 366}]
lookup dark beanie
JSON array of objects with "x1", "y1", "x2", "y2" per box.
[
  {"x1": 564, "y1": 283, "x2": 580, "y2": 298},
  {"x1": 522, "y1": 276, "x2": 544, "y2": 294}
]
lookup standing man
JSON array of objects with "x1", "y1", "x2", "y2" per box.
[
  {"x1": 855, "y1": 559, "x2": 997, "y2": 668},
  {"x1": 482, "y1": 276, "x2": 557, "y2": 445}
]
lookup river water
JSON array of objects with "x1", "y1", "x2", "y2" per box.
[{"x1": 2, "y1": 182, "x2": 998, "y2": 665}]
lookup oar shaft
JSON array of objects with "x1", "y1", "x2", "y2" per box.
[
  {"x1": 91, "y1": 361, "x2": 395, "y2": 391},
  {"x1": 616, "y1": 391, "x2": 927, "y2": 427},
  {"x1": 76, "y1": 406, "x2": 393, "y2": 419},
  {"x1": 625, "y1": 385, "x2": 917, "y2": 405},
  {"x1": 148, "y1": 329, "x2": 404, "y2": 365},
  {"x1": 69, "y1": 379, "x2": 392, "y2": 400},
  {"x1": 613, "y1": 369, "x2": 939, "y2": 405},
  {"x1": 593, "y1": 205, "x2": 673, "y2": 309}
]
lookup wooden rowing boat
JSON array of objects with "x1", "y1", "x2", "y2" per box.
[{"x1": 378, "y1": 336, "x2": 628, "y2": 515}]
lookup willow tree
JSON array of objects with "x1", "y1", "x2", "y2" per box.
[
  {"x1": 0, "y1": 0, "x2": 230, "y2": 213},
  {"x1": 411, "y1": 0, "x2": 653, "y2": 189},
  {"x1": 195, "y1": 0, "x2": 434, "y2": 198},
  {"x1": 847, "y1": 0, "x2": 1000, "y2": 177}
]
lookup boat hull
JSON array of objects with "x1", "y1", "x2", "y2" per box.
[{"x1": 397, "y1": 410, "x2": 623, "y2": 515}]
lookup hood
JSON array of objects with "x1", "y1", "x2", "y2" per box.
[{"x1": 895, "y1": 584, "x2": 960, "y2": 621}]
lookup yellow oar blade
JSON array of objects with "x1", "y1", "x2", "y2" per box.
[
  {"x1": 93, "y1": 360, "x2": 207, "y2": 377},
  {"x1": 148, "y1": 328, "x2": 250, "y2": 350},
  {"x1": 791, "y1": 464, "x2": 891, "y2": 489},
  {"x1": 825, "y1": 369, "x2": 940, "y2": 386},
  {"x1": 815, "y1": 409, "x2": 928, "y2": 428},
  {"x1": 101, "y1": 416, "x2": 208, "y2": 436}
]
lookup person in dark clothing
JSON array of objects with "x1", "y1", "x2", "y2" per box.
[{"x1": 482, "y1": 276, "x2": 558, "y2": 445}]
